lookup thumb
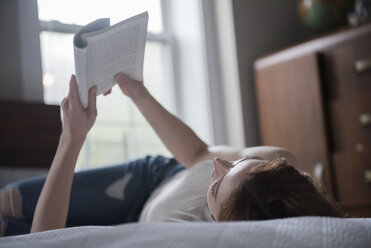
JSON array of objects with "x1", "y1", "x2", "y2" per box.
[
  {"x1": 115, "y1": 73, "x2": 136, "y2": 84},
  {"x1": 114, "y1": 73, "x2": 126, "y2": 83},
  {"x1": 88, "y1": 86, "x2": 97, "y2": 115}
]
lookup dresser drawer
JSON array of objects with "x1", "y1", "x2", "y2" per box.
[
  {"x1": 328, "y1": 94, "x2": 371, "y2": 152},
  {"x1": 332, "y1": 148, "x2": 371, "y2": 207},
  {"x1": 323, "y1": 35, "x2": 371, "y2": 100}
]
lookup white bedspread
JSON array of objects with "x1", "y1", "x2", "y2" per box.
[{"x1": 1, "y1": 217, "x2": 370, "y2": 248}]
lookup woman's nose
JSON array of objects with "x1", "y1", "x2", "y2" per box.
[{"x1": 213, "y1": 157, "x2": 232, "y2": 175}]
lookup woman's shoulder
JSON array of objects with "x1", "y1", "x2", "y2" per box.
[{"x1": 189, "y1": 160, "x2": 213, "y2": 172}]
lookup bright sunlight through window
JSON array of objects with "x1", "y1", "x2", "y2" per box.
[{"x1": 37, "y1": 0, "x2": 173, "y2": 170}]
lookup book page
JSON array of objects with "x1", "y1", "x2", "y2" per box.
[
  {"x1": 73, "y1": 18, "x2": 110, "y2": 107},
  {"x1": 74, "y1": 48, "x2": 89, "y2": 106},
  {"x1": 80, "y1": 12, "x2": 148, "y2": 108}
]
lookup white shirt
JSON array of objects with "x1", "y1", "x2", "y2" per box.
[{"x1": 139, "y1": 160, "x2": 214, "y2": 222}]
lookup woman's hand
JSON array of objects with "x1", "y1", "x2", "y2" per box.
[
  {"x1": 31, "y1": 74, "x2": 97, "y2": 233},
  {"x1": 114, "y1": 73, "x2": 147, "y2": 100},
  {"x1": 61, "y1": 75, "x2": 97, "y2": 142}
]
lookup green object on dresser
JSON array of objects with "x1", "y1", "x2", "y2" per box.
[{"x1": 299, "y1": 0, "x2": 355, "y2": 32}]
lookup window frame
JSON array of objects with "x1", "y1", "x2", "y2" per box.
[
  {"x1": 39, "y1": 20, "x2": 171, "y2": 44},
  {"x1": 38, "y1": 2, "x2": 177, "y2": 113},
  {"x1": 37, "y1": 2, "x2": 178, "y2": 169},
  {"x1": 37, "y1": 0, "x2": 244, "y2": 166}
]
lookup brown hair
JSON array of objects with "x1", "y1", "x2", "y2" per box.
[{"x1": 218, "y1": 158, "x2": 343, "y2": 221}]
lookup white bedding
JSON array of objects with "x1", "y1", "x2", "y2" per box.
[{"x1": 1, "y1": 217, "x2": 370, "y2": 248}]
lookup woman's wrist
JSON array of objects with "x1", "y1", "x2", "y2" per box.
[
  {"x1": 131, "y1": 86, "x2": 151, "y2": 103},
  {"x1": 59, "y1": 130, "x2": 86, "y2": 148}
]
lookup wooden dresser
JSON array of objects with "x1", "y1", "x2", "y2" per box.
[
  {"x1": 0, "y1": 101, "x2": 61, "y2": 169},
  {"x1": 254, "y1": 22, "x2": 371, "y2": 217}
]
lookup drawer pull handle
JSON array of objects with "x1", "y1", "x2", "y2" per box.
[
  {"x1": 365, "y1": 170, "x2": 371, "y2": 183},
  {"x1": 354, "y1": 58, "x2": 371, "y2": 73},
  {"x1": 359, "y1": 113, "x2": 371, "y2": 127},
  {"x1": 313, "y1": 163, "x2": 324, "y2": 186}
]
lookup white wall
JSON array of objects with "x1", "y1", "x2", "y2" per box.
[
  {"x1": 165, "y1": 0, "x2": 246, "y2": 147},
  {"x1": 165, "y1": 0, "x2": 214, "y2": 145},
  {"x1": 0, "y1": 0, "x2": 43, "y2": 102},
  {"x1": 232, "y1": 0, "x2": 313, "y2": 146},
  {"x1": 201, "y1": 0, "x2": 245, "y2": 147}
]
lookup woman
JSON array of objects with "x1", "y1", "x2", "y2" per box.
[{"x1": 0, "y1": 73, "x2": 342, "y2": 236}]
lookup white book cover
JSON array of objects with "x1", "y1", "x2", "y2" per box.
[{"x1": 73, "y1": 12, "x2": 148, "y2": 108}]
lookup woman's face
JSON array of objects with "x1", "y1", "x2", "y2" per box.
[{"x1": 206, "y1": 146, "x2": 297, "y2": 221}]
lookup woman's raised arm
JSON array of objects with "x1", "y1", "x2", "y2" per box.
[
  {"x1": 114, "y1": 73, "x2": 263, "y2": 168},
  {"x1": 30, "y1": 75, "x2": 97, "y2": 233},
  {"x1": 114, "y1": 73, "x2": 211, "y2": 168}
]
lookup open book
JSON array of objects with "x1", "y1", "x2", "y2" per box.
[{"x1": 73, "y1": 12, "x2": 148, "y2": 108}]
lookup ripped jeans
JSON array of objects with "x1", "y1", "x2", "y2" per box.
[{"x1": 0, "y1": 155, "x2": 185, "y2": 236}]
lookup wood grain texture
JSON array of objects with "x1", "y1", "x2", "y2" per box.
[
  {"x1": 255, "y1": 22, "x2": 371, "y2": 216},
  {"x1": 345, "y1": 206, "x2": 371, "y2": 217},
  {"x1": 255, "y1": 53, "x2": 332, "y2": 192},
  {"x1": 328, "y1": 94, "x2": 371, "y2": 152},
  {"x1": 332, "y1": 147, "x2": 371, "y2": 207},
  {"x1": 323, "y1": 36, "x2": 371, "y2": 101},
  {"x1": 0, "y1": 101, "x2": 61, "y2": 168},
  {"x1": 255, "y1": 21, "x2": 371, "y2": 70}
]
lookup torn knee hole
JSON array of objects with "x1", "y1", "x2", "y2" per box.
[{"x1": 0, "y1": 188, "x2": 23, "y2": 219}]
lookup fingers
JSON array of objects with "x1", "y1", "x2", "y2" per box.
[
  {"x1": 114, "y1": 73, "x2": 125, "y2": 82},
  {"x1": 68, "y1": 75, "x2": 81, "y2": 106},
  {"x1": 61, "y1": 97, "x2": 68, "y2": 112},
  {"x1": 103, "y1": 89, "x2": 112, "y2": 96},
  {"x1": 61, "y1": 97, "x2": 68, "y2": 107},
  {"x1": 114, "y1": 73, "x2": 146, "y2": 99},
  {"x1": 114, "y1": 73, "x2": 133, "y2": 83},
  {"x1": 88, "y1": 86, "x2": 97, "y2": 115},
  {"x1": 60, "y1": 97, "x2": 68, "y2": 126},
  {"x1": 68, "y1": 75, "x2": 76, "y2": 98}
]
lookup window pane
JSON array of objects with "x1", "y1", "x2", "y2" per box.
[
  {"x1": 40, "y1": 32, "x2": 73, "y2": 103},
  {"x1": 37, "y1": 0, "x2": 163, "y2": 33},
  {"x1": 40, "y1": 31, "x2": 172, "y2": 170}
]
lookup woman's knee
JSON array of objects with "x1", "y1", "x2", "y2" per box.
[{"x1": 0, "y1": 187, "x2": 23, "y2": 219}]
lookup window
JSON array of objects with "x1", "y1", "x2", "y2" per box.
[{"x1": 37, "y1": 0, "x2": 174, "y2": 170}]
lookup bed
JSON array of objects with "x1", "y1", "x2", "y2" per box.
[{"x1": 1, "y1": 217, "x2": 370, "y2": 248}]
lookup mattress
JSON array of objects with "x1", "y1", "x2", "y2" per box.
[{"x1": 0, "y1": 217, "x2": 370, "y2": 248}]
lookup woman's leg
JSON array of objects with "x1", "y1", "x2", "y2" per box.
[
  {"x1": 65, "y1": 155, "x2": 185, "y2": 225},
  {"x1": 0, "y1": 155, "x2": 184, "y2": 236},
  {"x1": 0, "y1": 218, "x2": 31, "y2": 236},
  {"x1": 0, "y1": 186, "x2": 22, "y2": 220},
  {"x1": 0, "y1": 185, "x2": 29, "y2": 236}
]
